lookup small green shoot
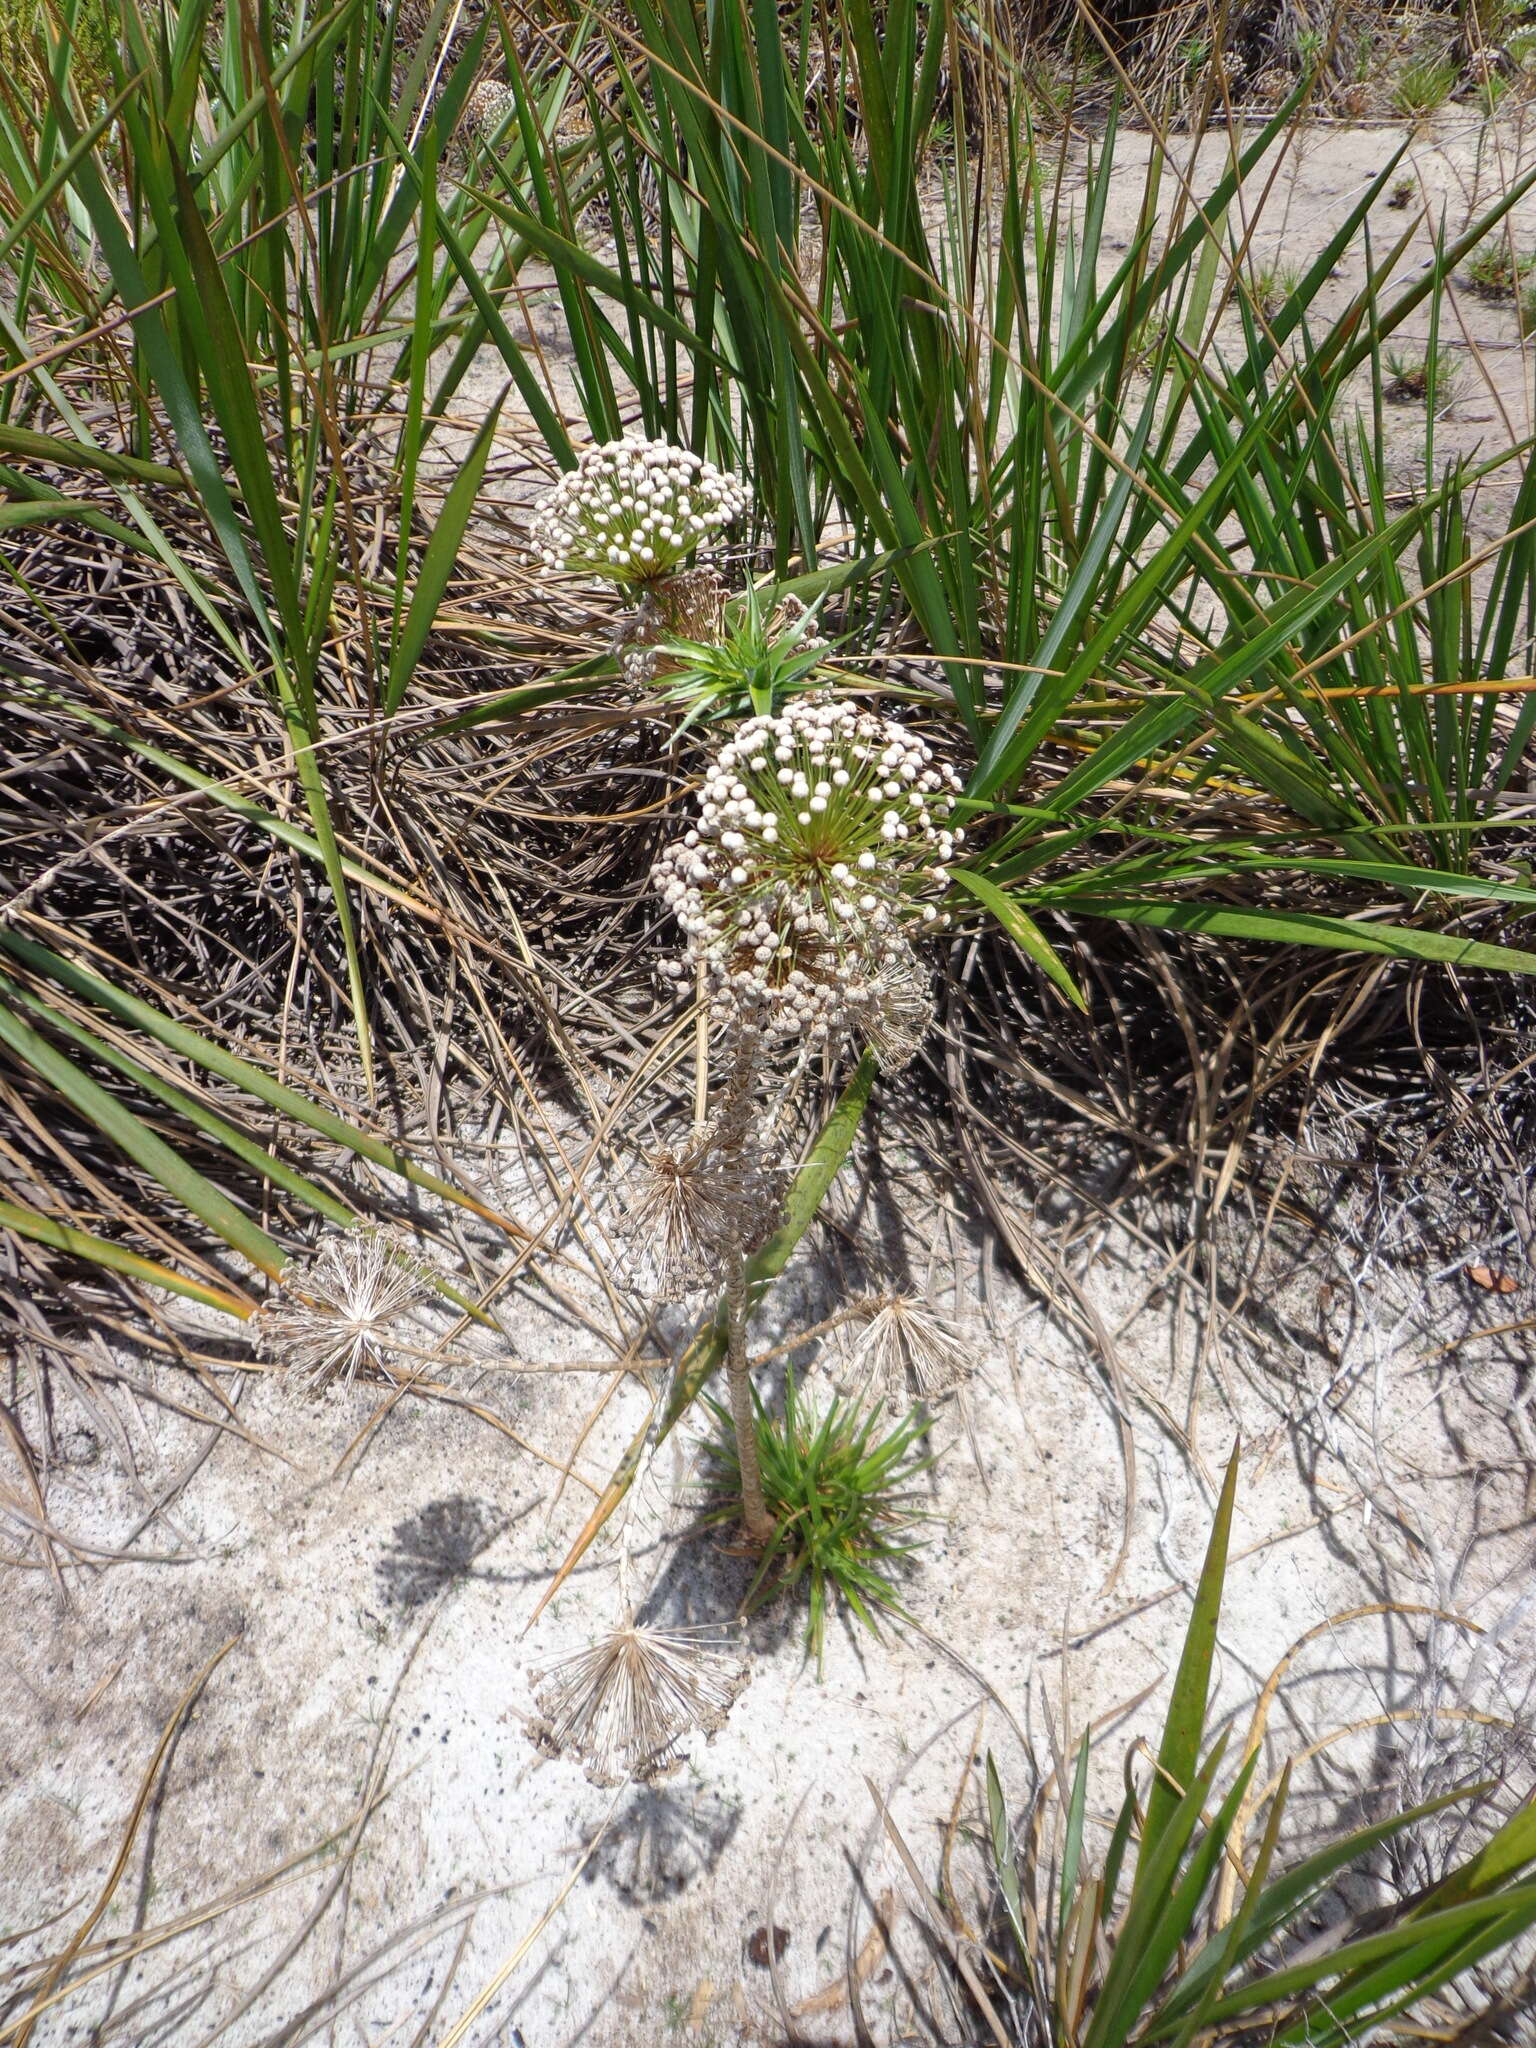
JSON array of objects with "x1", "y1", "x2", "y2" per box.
[
  {"x1": 1250, "y1": 260, "x2": 1303, "y2": 321},
  {"x1": 1393, "y1": 52, "x2": 1458, "y2": 117},
  {"x1": 660, "y1": 581, "x2": 833, "y2": 728},
  {"x1": 1384, "y1": 344, "x2": 1462, "y2": 407},
  {"x1": 1463, "y1": 239, "x2": 1536, "y2": 300},
  {"x1": 701, "y1": 1376, "x2": 932, "y2": 1674}
]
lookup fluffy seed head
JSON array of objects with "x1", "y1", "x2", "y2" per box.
[
  {"x1": 529, "y1": 1625, "x2": 744, "y2": 1785},
  {"x1": 530, "y1": 438, "x2": 748, "y2": 586},
  {"x1": 254, "y1": 1230, "x2": 433, "y2": 1391},
  {"x1": 620, "y1": 1120, "x2": 787, "y2": 1299},
  {"x1": 652, "y1": 696, "x2": 961, "y2": 1052},
  {"x1": 841, "y1": 1292, "x2": 976, "y2": 1407}
]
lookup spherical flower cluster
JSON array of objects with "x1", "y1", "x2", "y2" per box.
[
  {"x1": 464, "y1": 78, "x2": 516, "y2": 139},
  {"x1": 652, "y1": 696, "x2": 963, "y2": 1051},
  {"x1": 530, "y1": 437, "x2": 749, "y2": 586}
]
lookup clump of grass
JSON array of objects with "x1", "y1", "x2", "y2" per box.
[
  {"x1": 1250, "y1": 259, "x2": 1304, "y2": 321},
  {"x1": 1462, "y1": 239, "x2": 1536, "y2": 299},
  {"x1": 1393, "y1": 51, "x2": 1458, "y2": 117},
  {"x1": 979, "y1": 1454, "x2": 1536, "y2": 2044},
  {"x1": 1384, "y1": 344, "x2": 1462, "y2": 407},
  {"x1": 701, "y1": 1376, "x2": 932, "y2": 1673}
]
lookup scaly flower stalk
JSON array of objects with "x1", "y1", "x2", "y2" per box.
[
  {"x1": 723, "y1": 1243, "x2": 775, "y2": 1545},
  {"x1": 619, "y1": 1026, "x2": 784, "y2": 1543}
]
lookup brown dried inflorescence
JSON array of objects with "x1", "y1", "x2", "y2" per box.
[
  {"x1": 529, "y1": 1625, "x2": 745, "y2": 1786},
  {"x1": 620, "y1": 1114, "x2": 786, "y2": 1300},
  {"x1": 840, "y1": 1291, "x2": 976, "y2": 1408},
  {"x1": 254, "y1": 1229, "x2": 435, "y2": 1391}
]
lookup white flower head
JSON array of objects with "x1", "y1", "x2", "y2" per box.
[
  {"x1": 652, "y1": 696, "x2": 962, "y2": 1052},
  {"x1": 530, "y1": 437, "x2": 749, "y2": 586},
  {"x1": 529, "y1": 1625, "x2": 745, "y2": 1785},
  {"x1": 464, "y1": 78, "x2": 516, "y2": 139},
  {"x1": 255, "y1": 1229, "x2": 434, "y2": 1391}
]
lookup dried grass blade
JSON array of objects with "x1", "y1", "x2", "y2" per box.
[{"x1": 7, "y1": 1633, "x2": 240, "y2": 2048}]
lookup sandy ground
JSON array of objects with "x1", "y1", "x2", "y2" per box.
[
  {"x1": 4, "y1": 1077, "x2": 1534, "y2": 2045},
  {"x1": 4, "y1": 111, "x2": 1536, "y2": 2047}
]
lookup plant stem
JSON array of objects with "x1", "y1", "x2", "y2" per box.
[
  {"x1": 693, "y1": 959, "x2": 710, "y2": 1138},
  {"x1": 724, "y1": 1243, "x2": 775, "y2": 1545}
]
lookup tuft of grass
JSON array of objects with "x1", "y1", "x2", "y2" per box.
[
  {"x1": 980, "y1": 1452, "x2": 1536, "y2": 2045},
  {"x1": 1462, "y1": 239, "x2": 1536, "y2": 299},
  {"x1": 1384, "y1": 343, "x2": 1462, "y2": 406},
  {"x1": 1249, "y1": 258, "x2": 1304, "y2": 321},
  {"x1": 701, "y1": 1375, "x2": 932, "y2": 1674},
  {"x1": 0, "y1": 0, "x2": 597, "y2": 1303},
  {"x1": 1393, "y1": 51, "x2": 1459, "y2": 117}
]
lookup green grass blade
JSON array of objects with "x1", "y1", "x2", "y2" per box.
[
  {"x1": 1060, "y1": 898, "x2": 1536, "y2": 976},
  {"x1": 1059, "y1": 1733, "x2": 1091, "y2": 1947},
  {"x1": 0, "y1": 1199, "x2": 256, "y2": 1316},
  {"x1": 1086, "y1": 1748, "x2": 1259, "y2": 2048},
  {"x1": 1156, "y1": 1781, "x2": 1498, "y2": 2023},
  {"x1": 384, "y1": 394, "x2": 504, "y2": 714},
  {"x1": 1192, "y1": 1882, "x2": 1536, "y2": 2030},
  {"x1": 0, "y1": 933, "x2": 517, "y2": 1235},
  {"x1": 0, "y1": 971, "x2": 353, "y2": 1228},
  {"x1": 1138, "y1": 1444, "x2": 1239, "y2": 1878},
  {"x1": 0, "y1": 993, "x2": 284, "y2": 1277},
  {"x1": 1159, "y1": 1762, "x2": 1293, "y2": 2048},
  {"x1": 950, "y1": 868, "x2": 1086, "y2": 1010}
]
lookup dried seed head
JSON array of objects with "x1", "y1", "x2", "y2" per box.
[
  {"x1": 652, "y1": 695, "x2": 961, "y2": 1054},
  {"x1": 842, "y1": 1292, "x2": 975, "y2": 1407},
  {"x1": 529, "y1": 1625, "x2": 745, "y2": 1786},
  {"x1": 653, "y1": 565, "x2": 729, "y2": 644},
  {"x1": 764, "y1": 592, "x2": 827, "y2": 653},
  {"x1": 255, "y1": 1229, "x2": 433, "y2": 1391},
  {"x1": 620, "y1": 1120, "x2": 786, "y2": 1299},
  {"x1": 845, "y1": 942, "x2": 936, "y2": 1073},
  {"x1": 530, "y1": 437, "x2": 748, "y2": 587}
]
